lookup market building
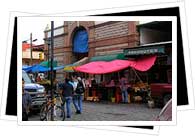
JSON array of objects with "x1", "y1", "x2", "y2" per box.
[
  {"x1": 44, "y1": 21, "x2": 139, "y2": 80},
  {"x1": 43, "y1": 21, "x2": 172, "y2": 104}
]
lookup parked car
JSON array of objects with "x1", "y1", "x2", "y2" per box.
[
  {"x1": 156, "y1": 99, "x2": 172, "y2": 121},
  {"x1": 22, "y1": 70, "x2": 46, "y2": 110},
  {"x1": 150, "y1": 83, "x2": 172, "y2": 107}
]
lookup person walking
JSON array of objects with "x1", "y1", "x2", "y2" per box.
[
  {"x1": 22, "y1": 79, "x2": 32, "y2": 121},
  {"x1": 70, "y1": 75, "x2": 82, "y2": 114},
  {"x1": 73, "y1": 77, "x2": 85, "y2": 114},
  {"x1": 60, "y1": 78, "x2": 74, "y2": 118},
  {"x1": 119, "y1": 75, "x2": 129, "y2": 103}
]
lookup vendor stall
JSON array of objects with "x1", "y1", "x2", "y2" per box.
[
  {"x1": 73, "y1": 55, "x2": 157, "y2": 103},
  {"x1": 123, "y1": 41, "x2": 172, "y2": 106}
]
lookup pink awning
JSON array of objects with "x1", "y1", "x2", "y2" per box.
[
  {"x1": 129, "y1": 55, "x2": 157, "y2": 72},
  {"x1": 74, "y1": 60, "x2": 130, "y2": 74},
  {"x1": 74, "y1": 55, "x2": 157, "y2": 74}
]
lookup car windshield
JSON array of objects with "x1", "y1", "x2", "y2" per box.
[{"x1": 22, "y1": 71, "x2": 32, "y2": 84}]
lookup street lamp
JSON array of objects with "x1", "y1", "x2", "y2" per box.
[
  {"x1": 44, "y1": 22, "x2": 54, "y2": 121},
  {"x1": 30, "y1": 33, "x2": 37, "y2": 65},
  {"x1": 50, "y1": 21, "x2": 54, "y2": 121},
  {"x1": 45, "y1": 38, "x2": 51, "y2": 61},
  {"x1": 45, "y1": 38, "x2": 51, "y2": 80}
]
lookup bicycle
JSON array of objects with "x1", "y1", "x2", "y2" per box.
[{"x1": 40, "y1": 92, "x2": 65, "y2": 121}]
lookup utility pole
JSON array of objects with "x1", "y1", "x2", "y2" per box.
[
  {"x1": 50, "y1": 21, "x2": 54, "y2": 121},
  {"x1": 48, "y1": 41, "x2": 50, "y2": 62},
  {"x1": 30, "y1": 33, "x2": 33, "y2": 65},
  {"x1": 46, "y1": 38, "x2": 50, "y2": 80}
]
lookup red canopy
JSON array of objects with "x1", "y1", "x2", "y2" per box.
[
  {"x1": 74, "y1": 55, "x2": 157, "y2": 74},
  {"x1": 129, "y1": 55, "x2": 157, "y2": 72}
]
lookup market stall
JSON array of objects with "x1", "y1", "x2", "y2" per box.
[
  {"x1": 22, "y1": 63, "x2": 65, "y2": 93},
  {"x1": 74, "y1": 55, "x2": 157, "y2": 103}
]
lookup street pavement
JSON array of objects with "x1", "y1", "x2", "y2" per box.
[{"x1": 29, "y1": 101, "x2": 161, "y2": 121}]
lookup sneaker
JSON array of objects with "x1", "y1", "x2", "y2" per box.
[
  {"x1": 76, "y1": 110, "x2": 81, "y2": 114},
  {"x1": 66, "y1": 116, "x2": 71, "y2": 118}
]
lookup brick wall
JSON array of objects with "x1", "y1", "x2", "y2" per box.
[
  {"x1": 54, "y1": 36, "x2": 64, "y2": 47},
  {"x1": 95, "y1": 43, "x2": 128, "y2": 56},
  {"x1": 94, "y1": 22, "x2": 128, "y2": 40},
  {"x1": 54, "y1": 53, "x2": 65, "y2": 65}
]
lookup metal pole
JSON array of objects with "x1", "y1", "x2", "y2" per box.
[
  {"x1": 48, "y1": 41, "x2": 50, "y2": 61},
  {"x1": 30, "y1": 33, "x2": 33, "y2": 65},
  {"x1": 118, "y1": 72, "x2": 120, "y2": 81},
  {"x1": 50, "y1": 21, "x2": 54, "y2": 121},
  {"x1": 47, "y1": 39, "x2": 50, "y2": 80},
  {"x1": 132, "y1": 68, "x2": 143, "y2": 83}
]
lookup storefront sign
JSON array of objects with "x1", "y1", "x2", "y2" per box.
[{"x1": 124, "y1": 46, "x2": 165, "y2": 56}]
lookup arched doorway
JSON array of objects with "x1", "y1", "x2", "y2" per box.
[{"x1": 72, "y1": 26, "x2": 89, "y2": 62}]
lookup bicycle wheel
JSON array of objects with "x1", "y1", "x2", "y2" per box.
[
  {"x1": 40, "y1": 103, "x2": 48, "y2": 121},
  {"x1": 46, "y1": 105, "x2": 65, "y2": 121}
]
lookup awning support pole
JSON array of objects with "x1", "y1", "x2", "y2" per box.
[
  {"x1": 132, "y1": 68, "x2": 143, "y2": 83},
  {"x1": 118, "y1": 72, "x2": 120, "y2": 81}
]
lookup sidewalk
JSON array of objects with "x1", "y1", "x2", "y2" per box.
[{"x1": 29, "y1": 101, "x2": 161, "y2": 121}]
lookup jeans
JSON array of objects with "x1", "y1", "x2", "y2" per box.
[
  {"x1": 121, "y1": 89, "x2": 128, "y2": 103},
  {"x1": 73, "y1": 95, "x2": 83, "y2": 113},
  {"x1": 62, "y1": 96, "x2": 72, "y2": 117}
]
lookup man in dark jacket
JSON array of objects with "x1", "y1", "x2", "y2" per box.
[
  {"x1": 60, "y1": 78, "x2": 73, "y2": 118},
  {"x1": 22, "y1": 79, "x2": 32, "y2": 121}
]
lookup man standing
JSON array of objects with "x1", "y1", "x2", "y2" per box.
[
  {"x1": 119, "y1": 75, "x2": 129, "y2": 103},
  {"x1": 60, "y1": 78, "x2": 73, "y2": 118},
  {"x1": 22, "y1": 79, "x2": 32, "y2": 121},
  {"x1": 73, "y1": 77, "x2": 85, "y2": 114},
  {"x1": 69, "y1": 75, "x2": 81, "y2": 114}
]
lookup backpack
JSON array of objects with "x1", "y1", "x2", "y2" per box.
[{"x1": 75, "y1": 81, "x2": 85, "y2": 94}]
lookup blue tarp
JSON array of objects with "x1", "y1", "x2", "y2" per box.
[
  {"x1": 22, "y1": 64, "x2": 65, "y2": 73},
  {"x1": 73, "y1": 30, "x2": 88, "y2": 53},
  {"x1": 22, "y1": 65, "x2": 33, "y2": 72},
  {"x1": 22, "y1": 65, "x2": 30, "y2": 69},
  {"x1": 30, "y1": 64, "x2": 49, "y2": 72}
]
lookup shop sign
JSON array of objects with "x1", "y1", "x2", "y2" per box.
[{"x1": 124, "y1": 46, "x2": 165, "y2": 56}]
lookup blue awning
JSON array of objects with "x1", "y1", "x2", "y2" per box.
[
  {"x1": 23, "y1": 64, "x2": 65, "y2": 73},
  {"x1": 30, "y1": 65, "x2": 49, "y2": 72},
  {"x1": 22, "y1": 65, "x2": 33, "y2": 72}
]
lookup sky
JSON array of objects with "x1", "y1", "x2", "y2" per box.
[
  {"x1": 19, "y1": 17, "x2": 153, "y2": 46},
  {"x1": 20, "y1": 20, "x2": 64, "y2": 45}
]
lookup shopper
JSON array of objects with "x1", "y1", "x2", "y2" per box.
[
  {"x1": 22, "y1": 79, "x2": 32, "y2": 121},
  {"x1": 73, "y1": 77, "x2": 85, "y2": 114},
  {"x1": 119, "y1": 75, "x2": 129, "y2": 103},
  {"x1": 60, "y1": 78, "x2": 74, "y2": 118},
  {"x1": 70, "y1": 75, "x2": 82, "y2": 114}
]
